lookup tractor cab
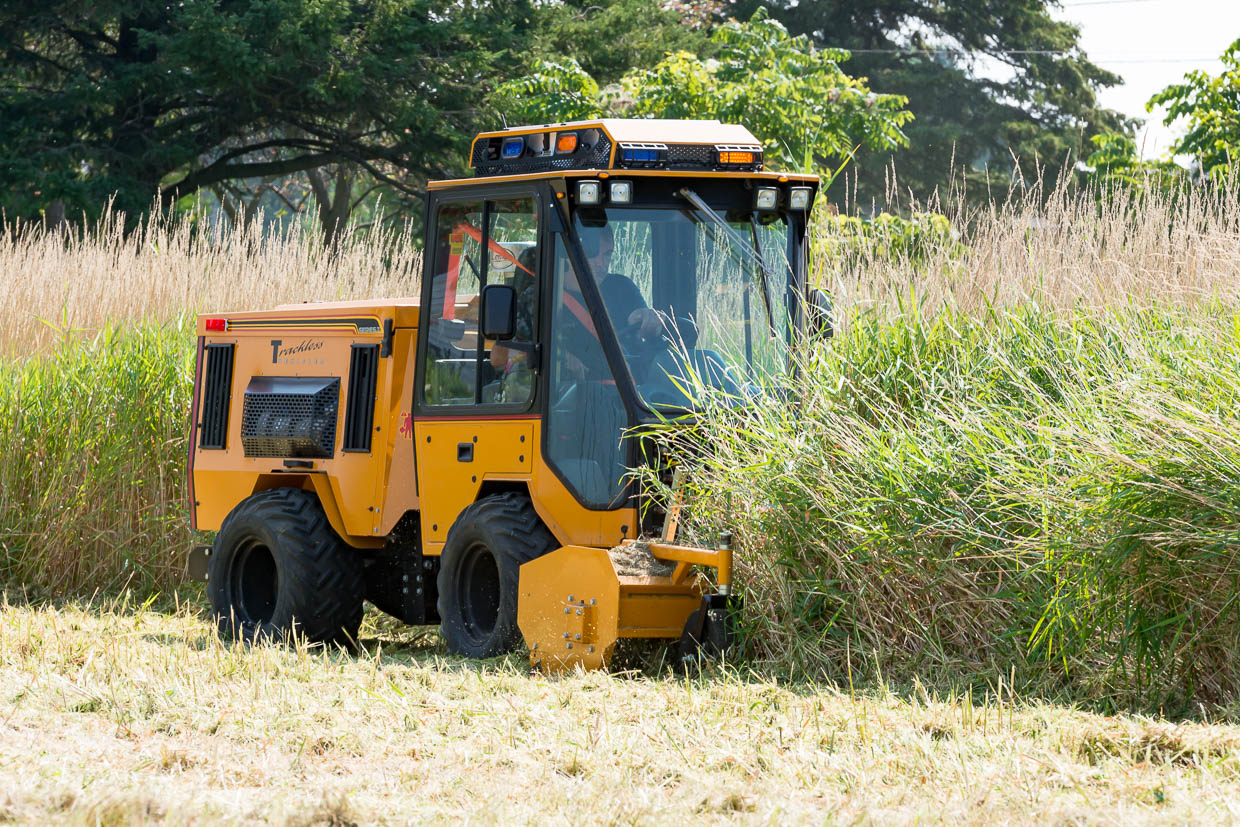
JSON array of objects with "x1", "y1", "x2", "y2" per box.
[{"x1": 419, "y1": 118, "x2": 823, "y2": 511}]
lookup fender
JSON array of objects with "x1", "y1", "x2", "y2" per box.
[{"x1": 250, "y1": 474, "x2": 385, "y2": 550}]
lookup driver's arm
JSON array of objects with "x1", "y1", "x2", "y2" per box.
[{"x1": 601, "y1": 273, "x2": 661, "y2": 337}]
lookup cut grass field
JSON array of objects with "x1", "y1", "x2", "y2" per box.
[{"x1": 3, "y1": 597, "x2": 1240, "y2": 825}]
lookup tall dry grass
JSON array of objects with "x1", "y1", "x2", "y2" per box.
[
  {"x1": 0, "y1": 208, "x2": 422, "y2": 354},
  {"x1": 821, "y1": 179, "x2": 1240, "y2": 316}
]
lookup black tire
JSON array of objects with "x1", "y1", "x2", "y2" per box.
[
  {"x1": 209, "y1": 487, "x2": 364, "y2": 646},
  {"x1": 437, "y1": 493, "x2": 557, "y2": 658}
]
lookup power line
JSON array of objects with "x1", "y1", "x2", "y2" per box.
[
  {"x1": 1093, "y1": 57, "x2": 1219, "y2": 64},
  {"x1": 844, "y1": 48, "x2": 1220, "y2": 64},
  {"x1": 847, "y1": 48, "x2": 1067, "y2": 55},
  {"x1": 1062, "y1": 0, "x2": 1158, "y2": 7}
]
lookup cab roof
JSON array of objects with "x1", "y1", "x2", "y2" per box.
[
  {"x1": 465, "y1": 118, "x2": 777, "y2": 179},
  {"x1": 482, "y1": 118, "x2": 761, "y2": 146}
]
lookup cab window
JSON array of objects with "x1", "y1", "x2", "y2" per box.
[{"x1": 422, "y1": 196, "x2": 539, "y2": 407}]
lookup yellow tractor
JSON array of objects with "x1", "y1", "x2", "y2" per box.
[{"x1": 187, "y1": 118, "x2": 828, "y2": 670}]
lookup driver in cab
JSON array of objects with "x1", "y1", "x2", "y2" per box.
[{"x1": 583, "y1": 223, "x2": 660, "y2": 339}]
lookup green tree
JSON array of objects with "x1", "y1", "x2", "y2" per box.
[
  {"x1": 735, "y1": 0, "x2": 1131, "y2": 206},
  {"x1": 1149, "y1": 38, "x2": 1240, "y2": 180},
  {"x1": 0, "y1": 0, "x2": 532, "y2": 225},
  {"x1": 1081, "y1": 133, "x2": 1184, "y2": 195},
  {"x1": 525, "y1": 0, "x2": 717, "y2": 88},
  {"x1": 493, "y1": 11, "x2": 912, "y2": 172}
]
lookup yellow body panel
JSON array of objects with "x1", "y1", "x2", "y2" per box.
[
  {"x1": 191, "y1": 300, "x2": 418, "y2": 548},
  {"x1": 412, "y1": 418, "x2": 637, "y2": 555},
  {"x1": 518, "y1": 546, "x2": 621, "y2": 671}
]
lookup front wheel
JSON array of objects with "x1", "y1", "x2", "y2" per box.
[
  {"x1": 437, "y1": 493, "x2": 557, "y2": 658},
  {"x1": 209, "y1": 487, "x2": 364, "y2": 646}
]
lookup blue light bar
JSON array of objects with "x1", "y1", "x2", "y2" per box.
[
  {"x1": 502, "y1": 138, "x2": 524, "y2": 159},
  {"x1": 622, "y1": 148, "x2": 657, "y2": 162}
]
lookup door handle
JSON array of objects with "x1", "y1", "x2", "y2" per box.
[{"x1": 457, "y1": 442, "x2": 474, "y2": 462}]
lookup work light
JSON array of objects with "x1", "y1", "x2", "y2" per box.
[
  {"x1": 577, "y1": 181, "x2": 602, "y2": 205},
  {"x1": 609, "y1": 180, "x2": 633, "y2": 204},
  {"x1": 754, "y1": 187, "x2": 778, "y2": 211},
  {"x1": 788, "y1": 187, "x2": 812, "y2": 210}
]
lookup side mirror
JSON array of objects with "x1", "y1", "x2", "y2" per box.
[
  {"x1": 481, "y1": 284, "x2": 517, "y2": 340},
  {"x1": 808, "y1": 287, "x2": 833, "y2": 339}
]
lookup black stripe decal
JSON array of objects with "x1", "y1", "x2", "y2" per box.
[{"x1": 226, "y1": 317, "x2": 382, "y2": 333}]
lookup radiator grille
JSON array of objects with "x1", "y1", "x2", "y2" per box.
[
  {"x1": 343, "y1": 345, "x2": 379, "y2": 453},
  {"x1": 198, "y1": 344, "x2": 234, "y2": 450},
  {"x1": 240, "y1": 376, "x2": 339, "y2": 459}
]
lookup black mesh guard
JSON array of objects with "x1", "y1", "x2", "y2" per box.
[
  {"x1": 240, "y1": 376, "x2": 340, "y2": 459},
  {"x1": 473, "y1": 135, "x2": 613, "y2": 176}
]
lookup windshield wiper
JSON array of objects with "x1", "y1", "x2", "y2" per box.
[{"x1": 677, "y1": 187, "x2": 776, "y2": 337}]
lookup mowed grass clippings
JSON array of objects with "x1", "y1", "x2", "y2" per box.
[{"x1": 2, "y1": 600, "x2": 1240, "y2": 825}]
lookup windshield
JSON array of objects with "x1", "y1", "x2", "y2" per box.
[{"x1": 573, "y1": 206, "x2": 793, "y2": 410}]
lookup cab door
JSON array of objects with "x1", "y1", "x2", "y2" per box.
[{"x1": 414, "y1": 189, "x2": 542, "y2": 555}]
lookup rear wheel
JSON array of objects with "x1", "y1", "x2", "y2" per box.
[
  {"x1": 209, "y1": 487, "x2": 364, "y2": 646},
  {"x1": 437, "y1": 493, "x2": 557, "y2": 658}
]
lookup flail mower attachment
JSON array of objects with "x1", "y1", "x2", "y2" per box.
[{"x1": 517, "y1": 532, "x2": 736, "y2": 673}]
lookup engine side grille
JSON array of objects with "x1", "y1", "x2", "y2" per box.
[
  {"x1": 343, "y1": 344, "x2": 379, "y2": 453},
  {"x1": 198, "y1": 343, "x2": 234, "y2": 450},
  {"x1": 240, "y1": 376, "x2": 340, "y2": 459}
]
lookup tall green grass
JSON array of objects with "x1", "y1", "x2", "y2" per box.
[
  {"x1": 669, "y1": 302, "x2": 1240, "y2": 709},
  {"x1": 0, "y1": 323, "x2": 194, "y2": 595}
]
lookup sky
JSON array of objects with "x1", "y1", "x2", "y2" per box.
[{"x1": 1052, "y1": 0, "x2": 1240, "y2": 159}]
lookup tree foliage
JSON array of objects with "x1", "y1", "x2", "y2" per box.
[
  {"x1": 0, "y1": 0, "x2": 532, "y2": 224},
  {"x1": 493, "y1": 11, "x2": 912, "y2": 173},
  {"x1": 489, "y1": 58, "x2": 603, "y2": 125},
  {"x1": 735, "y1": 0, "x2": 1131, "y2": 205},
  {"x1": 1081, "y1": 133, "x2": 1185, "y2": 196},
  {"x1": 524, "y1": 0, "x2": 717, "y2": 88},
  {"x1": 1149, "y1": 38, "x2": 1240, "y2": 180}
]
